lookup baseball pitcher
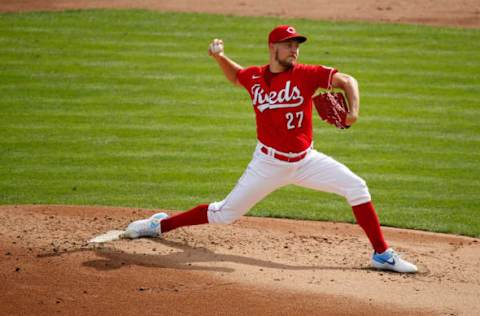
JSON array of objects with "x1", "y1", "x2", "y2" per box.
[{"x1": 124, "y1": 25, "x2": 417, "y2": 273}]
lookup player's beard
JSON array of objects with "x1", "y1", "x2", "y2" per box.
[{"x1": 275, "y1": 49, "x2": 296, "y2": 69}]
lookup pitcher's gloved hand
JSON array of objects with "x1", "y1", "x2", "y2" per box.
[{"x1": 313, "y1": 91, "x2": 351, "y2": 129}]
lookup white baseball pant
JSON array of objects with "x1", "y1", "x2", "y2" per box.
[{"x1": 207, "y1": 143, "x2": 371, "y2": 224}]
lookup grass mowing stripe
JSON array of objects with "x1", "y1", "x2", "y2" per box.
[
  {"x1": 2, "y1": 85, "x2": 477, "y2": 104},
  {"x1": 0, "y1": 48, "x2": 207, "y2": 60},
  {"x1": 2, "y1": 90, "x2": 477, "y2": 104},
  {"x1": 0, "y1": 71, "x2": 217, "y2": 82},
  {"x1": 1, "y1": 9, "x2": 479, "y2": 237},
  {"x1": 0, "y1": 110, "x2": 254, "y2": 120},
  {"x1": 365, "y1": 82, "x2": 480, "y2": 91},
  {"x1": 9, "y1": 165, "x2": 479, "y2": 190},
  {"x1": 2, "y1": 35, "x2": 477, "y2": 58},
  {"x1": 1, "y1": 44, "x2": 478, "y2": 71},
  {"x1": 2, "y1": 114, "x2": 477, "y2": 138},
  {"x1": 2, "y1": 60, "x2": 478, "y2": 83}
]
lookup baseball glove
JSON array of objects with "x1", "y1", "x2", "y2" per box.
[{"x1": 313, "y1": 91, "x2": 350, "y2": 129}]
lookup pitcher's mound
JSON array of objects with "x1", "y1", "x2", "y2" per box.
[{"x1": 0, "y1": 205, "x2": 479, "y2": 315}]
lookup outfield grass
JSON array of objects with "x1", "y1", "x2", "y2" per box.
[{"x1": 0, "y1": 10, "x2": 479, "y2": 237}]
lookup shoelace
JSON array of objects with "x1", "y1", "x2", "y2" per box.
[{"x1": 390, "y1": 251, "x2": 401, "y2": 263}]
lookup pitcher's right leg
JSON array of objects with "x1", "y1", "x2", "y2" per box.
[
  {"x1": 207, "y1": 155, "x2": 291, "y2": 224},
  {"x1": 124, "y1": 153, "x2": 291, "y2": 238}
]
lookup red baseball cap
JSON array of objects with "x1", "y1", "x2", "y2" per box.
[{"x1": 268, "y1": 25, "x2": 307, "y2": 44}]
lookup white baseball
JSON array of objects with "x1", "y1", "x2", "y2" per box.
[{"x1": 209, "y1": 40, "x2": 223, "y2": 54}]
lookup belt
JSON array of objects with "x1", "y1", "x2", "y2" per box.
[{"x1": 260, "y1": 146, "x2": 307, "y2": 163}]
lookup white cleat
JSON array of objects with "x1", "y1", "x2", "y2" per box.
[
  {"x1": 123, "y1": 212, "x2": 169, "y2": 239},
  {"x1": 371, "y1": 248, "x2": 418, "y2": 273}
]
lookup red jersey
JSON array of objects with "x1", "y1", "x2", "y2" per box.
[{"x1": 237, "y1": 64, "x2": 337, "y2": 153}]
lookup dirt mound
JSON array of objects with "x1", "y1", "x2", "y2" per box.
[{"x1": 1, "y1": 205, "x2": 479, "y2": 315}]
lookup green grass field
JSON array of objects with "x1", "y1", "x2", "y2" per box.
[{"x1": 1, "y1": 10, "x2": 479, "y2": 237}]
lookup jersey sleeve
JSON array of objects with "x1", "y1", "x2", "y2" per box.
[
  {"x1": 236, "y1": 67, "x2": 252, "y2": 88},
  {"x1": 302, "y1": 64, "x2": 338, "y2": 91}
]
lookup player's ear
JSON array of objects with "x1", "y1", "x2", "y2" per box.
[{"x1": 268, "y1": 43, "x2": 275, "y2": 52}]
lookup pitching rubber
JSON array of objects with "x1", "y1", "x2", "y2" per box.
[{"x1": 88, "y1": 230, "x2": 126, "y2": 243}]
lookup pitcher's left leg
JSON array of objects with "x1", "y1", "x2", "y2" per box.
[
  {"x1": 294, "y1": 150, "x2": 371, "y2": 206},
  {"x1": 294, "y1": 151, "x2": 387, "y2": 249},
  {"x1": 294, "y1": 150, "x2": 417, "y2": 273}
]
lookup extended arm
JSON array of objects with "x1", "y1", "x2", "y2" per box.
[
  {"x1": 208, "y1": 39, "x2": 243, "y2": 87},
  {"x1": 332, "y1": 72, "x2": 359, "y2": 126}
]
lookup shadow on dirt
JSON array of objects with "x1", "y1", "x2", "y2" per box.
[
  {"x1": 78, "y1": 238, "x2": 368, "y2": 273},
  {"x1": 34, "y1": 237, "x2": 427, "y2": 276}
]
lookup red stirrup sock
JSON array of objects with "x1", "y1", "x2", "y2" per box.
[
  {"x1": 352, "y1": 201, "x2": 389, "y2": 254},
  {"x1": 160, "y1": 204, "x2": 209, "y2": 234}
]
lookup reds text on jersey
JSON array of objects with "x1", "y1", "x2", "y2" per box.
[{"x1": 237, "y1": 64, "x2": 337, "y2": 153}]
